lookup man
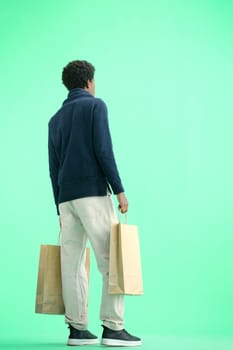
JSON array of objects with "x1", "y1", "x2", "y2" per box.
[{"x1": 48, "y1": 60, "x2": 141, "y2": 347}]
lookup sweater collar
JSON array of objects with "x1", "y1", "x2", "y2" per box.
[{"x1": 63, "y1": 88, "x2": 93, "y2": 105}]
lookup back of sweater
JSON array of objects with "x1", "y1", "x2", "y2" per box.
[{"x1": 48, "y1": 88, "x2": 124, "y2": 214}]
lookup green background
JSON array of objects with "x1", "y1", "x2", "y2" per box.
[{"x1": 0, "y1": 0, "x2": 233, "y2": 348}]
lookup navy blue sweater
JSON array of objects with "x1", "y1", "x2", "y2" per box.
[{"x1": 48, "y1": 88, "x2": 124, "y2": 215}]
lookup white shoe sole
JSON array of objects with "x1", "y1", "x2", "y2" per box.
[
  {"x1": 67, "y1": 338, "x2": 99, "y2": 346},
  {"x1": 101, "y1": 338, "x2": 142, "y2": 347}
]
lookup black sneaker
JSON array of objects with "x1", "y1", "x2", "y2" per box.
[
  {"x1": 101, "y1": 325, "x2": 142, "y2": 347},
  {"x1": 67, "y1": 324, "x2": 99, "y2": 346}
]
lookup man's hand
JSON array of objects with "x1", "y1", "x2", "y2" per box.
[{"x1": 117, "y1": 192, "x2": 128, "y2": 213}]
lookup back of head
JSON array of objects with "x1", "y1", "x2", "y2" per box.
[{"x1": 62, "y1": 60, "x2": 95, "y2": 91}]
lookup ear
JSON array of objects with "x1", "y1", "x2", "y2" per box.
[{"x1": 86, "y1": 79, "x2": 92, "y2": 88}]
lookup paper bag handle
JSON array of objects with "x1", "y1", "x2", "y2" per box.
[{"x1": 117, "y1": 212, "x2": 128, "y2": 224}]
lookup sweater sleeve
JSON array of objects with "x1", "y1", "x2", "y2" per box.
[
  {"x1": 48, "y1": 124, "x2": 60, "y2": 215},
  {"x1": 93, "y1": 99, "x2": 124, "y2": 194}
]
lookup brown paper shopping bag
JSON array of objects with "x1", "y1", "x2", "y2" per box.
[
  {"x1": 35, "y1": 245, "x2": 90, "y2": 314},
  {"x1": 108, "y1": 222, "x2": 144, "y2": 295}
]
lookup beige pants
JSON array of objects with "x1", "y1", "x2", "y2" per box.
[{"x1": 58, "y1": 195, "x2": 124, "y2": 331}]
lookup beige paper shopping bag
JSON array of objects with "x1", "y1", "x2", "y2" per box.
[
  {"x1": 35, "y1": 245, "x2": 90, "y2": 314},
  {"x1": 108, "y1": 223, "x2": 144, "y2": 295}
]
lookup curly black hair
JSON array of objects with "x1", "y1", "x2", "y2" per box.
[{"x1": 62, "y1": 60, "x2": 95, "y2": 91}]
